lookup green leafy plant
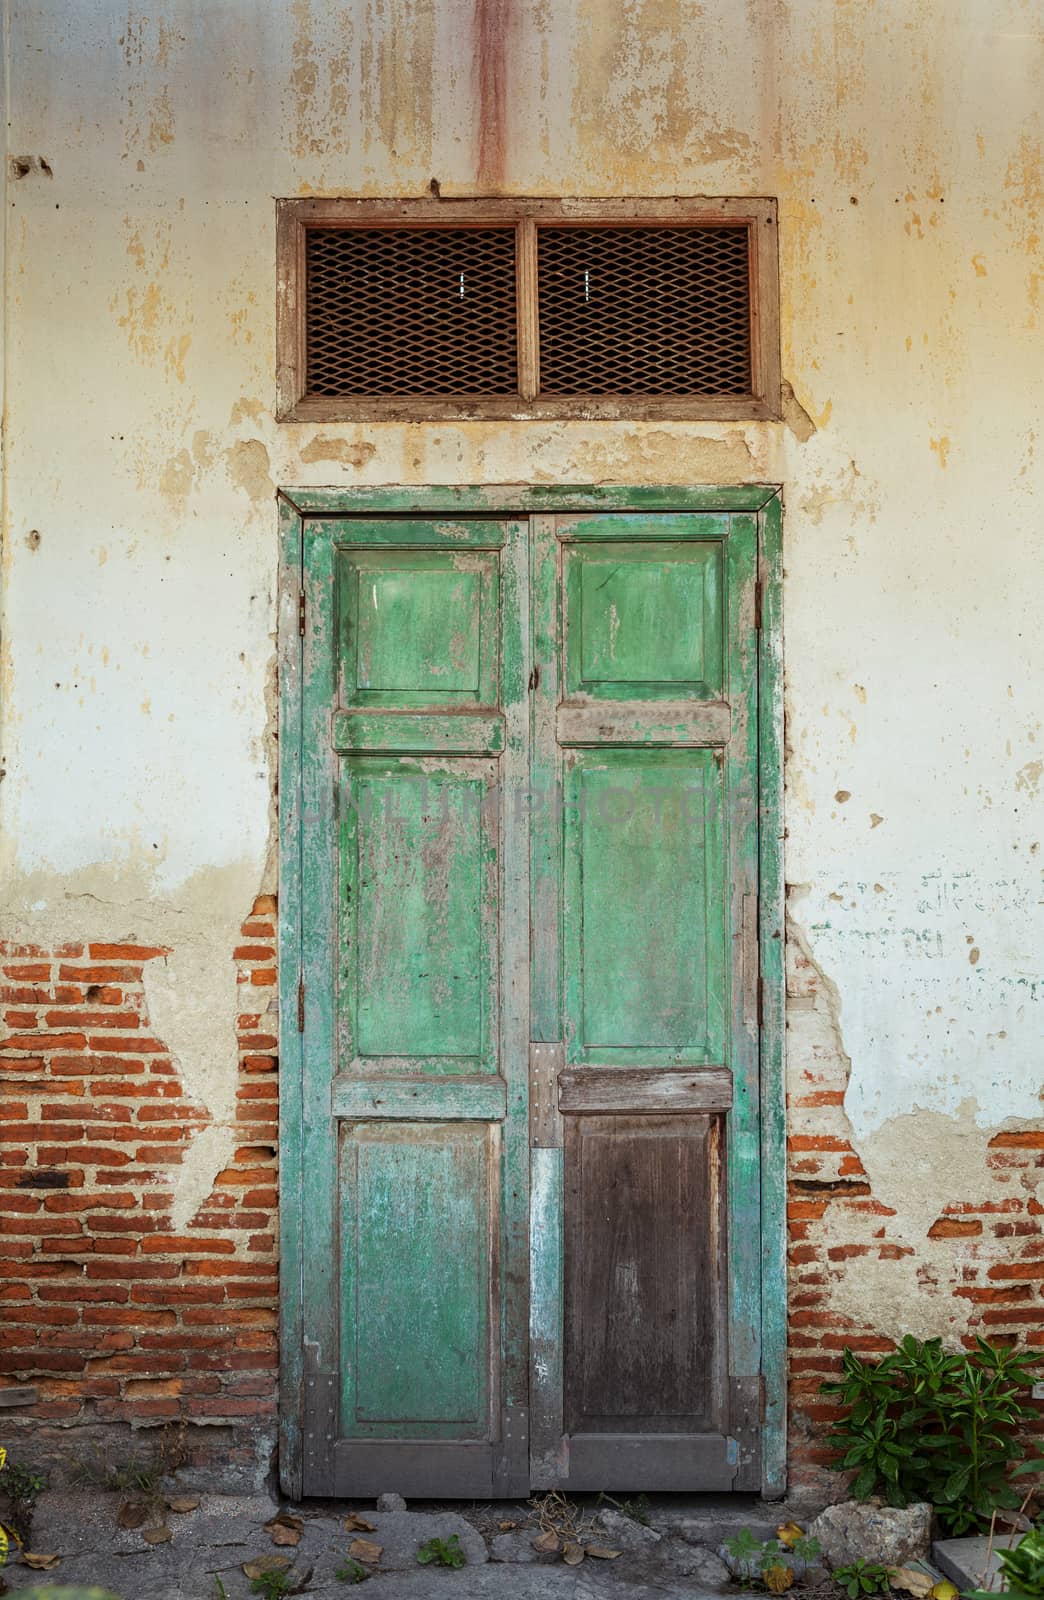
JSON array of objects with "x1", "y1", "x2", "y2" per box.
[
  {"x1": 1, "y1": 1456, "x2": 46, "y2": 1549},
  {"x1": 417, "y1": 1533, "x2": 467, "y2": 1569},
  {"x1": 725, "y1": 1529, "x2": 792, "y2": 1583},
  {"x1": 967, "y1": 1526, "x2": 1044, "y2": 1600},
  {"x1": 213, "y1": 1582, "x2": 229, "y2": 1600},
  {"x1": 250, "y1": 1571, "x2": 293, "y2": 1600},
  {"x1": 822, "y1": 1335, "x2": 1038, "y2": 1533},
  {"x1": 832, "y1": 1560, "x2": 891, "y2": 1598},
  {"x1": 616, "y1": 1494, "x2": 651, "y2": 1526},
  {"x1": 792, "y1": 1535, "x2": 822, "y2": 1566},
  {"x1": 336, "y1": 1556, "x2": 369, "y2": 1584},
  {"x1": 997, "y1": 1527, "x2": 1044, "y2": 1600}
]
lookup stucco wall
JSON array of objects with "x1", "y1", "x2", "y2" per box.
[{"x1": 2, "y1": 0, "x2": 1042, "y2": 1481}]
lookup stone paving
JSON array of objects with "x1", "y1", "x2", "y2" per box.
[{"x1": 0, "y1": 1489, "x2": 798, "y2": 1600}]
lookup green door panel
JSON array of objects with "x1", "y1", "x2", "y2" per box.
[
  {"x1": 563, "y1": 750, "x2": 726, "y2": 1062},
  {"x1": 340, "y1": 1121, "x2": 493, "y2": 1437},
  {"x1": 340, "y1": 759, "x2": 498, "y2": 1072},
  {"x1": 336, "y1": 547, "x2": 500, "y2": 708},
  {"x1": 564, "y1": 541, "x2": 723, "y2": 700}
]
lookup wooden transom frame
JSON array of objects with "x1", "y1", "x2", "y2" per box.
[{"x1": 275, "y1": 197, "x2": 781, "y2": 423}]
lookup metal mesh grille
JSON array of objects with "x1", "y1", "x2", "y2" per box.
[
  {"x1": 305, "y1": 228, "x2": 518, "y2": 397},
  {"x1": 536, "y1": 226, "x2": 751, "y2": 396}
]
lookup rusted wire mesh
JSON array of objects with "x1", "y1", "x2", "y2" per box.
[
  {"x1": 305, "y1": 227, "x2": 518, "y2": 397},
  {"x1": 536, "y1": 225, "x2": 752, "y2": 396}
]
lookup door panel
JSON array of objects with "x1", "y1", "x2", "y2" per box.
[
  {"x1": 563, "y1": 751, "x2": 725, "y2": 1062},
  {"x1": 336, "y1": 547, "x2": 500, "y2": 708},
  {"x1": 293, "y1": 505, "x2": 765, "y2": 1496},
  {"x1": 564, "y1": 1114, "x2": 724, "y2": 1435},
  {"x1": 339, "y1": 759, "x2": 499, "y2": 1073},
  {"x1": 564, "y1": 541, "x2": 723, "y2": 699},
  {"x1": 298, "y1": 516, "x2": 529, "y2": 1498},
  {"x1": 339, "y1": 1121, "x2": 496, "y2": 1437}
]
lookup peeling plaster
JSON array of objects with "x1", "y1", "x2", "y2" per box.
[
  {"x1": 788, "y1": 897, "x2": 1041, "y2": 1340},
  {"x1": 0, "y1": 857, "x2": 264, "y2": 1233}
]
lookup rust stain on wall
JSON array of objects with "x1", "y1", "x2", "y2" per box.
[{"x1": 475, "y1": 0, "x2": 511, "y2": 188}]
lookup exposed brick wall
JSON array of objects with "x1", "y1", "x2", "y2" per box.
[
  {"x1": 3, "y1": 893, "x2": 1039, "y2": 1496},
  {"x1": 785, "y1": 932, "x2": 1044, "y2": 1499},
  {"x1": 0, "y1": 897, "x2": 279, "y2": 1485}
]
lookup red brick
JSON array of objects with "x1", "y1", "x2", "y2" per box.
[
  {"x1": 37, "y1": 1146, "x2": 130, "y2": 1166},
  {"x1": 45, "y1": 1011, "x2": 140, "y2": 1030},
  {"x1": 928, "y1": 1217, "x2": 983, "y2": 1239},
  {"x1": 51, "y1": 1055, "x2": 145, "y2": 1076},
  {"x1": 85, "y1": 1260, "x2": 178, "y2": 1280},
  {"x1": 88, "y1": 1037, "x2": 165, "y2": 1054},
  {"x1": 59, "y1": 965, "x2": 143, "y2": 983},
  {"x1": 183, "y1": 1306, "x2": 277, "y2": 1327},
  {"x1": 87, "y1": 944, "x2": 168, "y2": 961},
  {"x1": 5, "y1": 1010, "x2": 39, "y2": 1030},
  {"x1": 40, "y1": 1284, "x2": 129, "y2": 1303},
  {"x1": 955, "y1": 1284, "x2": 1033, "y2": 1303},
  {"x1": 142, "y1": 1235, "x2": 235, "y2": 1254},
  {"x1": 5, "y1": 1033, "x2": 87, "y2": 1052}
]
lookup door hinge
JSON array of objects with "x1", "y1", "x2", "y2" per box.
[
  {"x1": 297, "y1": 975, "x2": 305, "y2": 1032},
  {"x1": 754, "y1": 577, "x2": 764, "y2": 631},
  {"x1": 298, "y1": 589, "x2": 306, "y2": 637}
]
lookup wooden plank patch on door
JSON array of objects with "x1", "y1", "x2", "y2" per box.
[{"x1": 563, "y1": 1113, "x2": 726, "y2": 1443}]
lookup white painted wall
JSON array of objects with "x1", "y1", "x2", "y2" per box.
[{"x1": 2, "y1": 2, "x2": 1041, "y2": 1285}]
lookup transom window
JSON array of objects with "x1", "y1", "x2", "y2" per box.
[{"x1": 276, "y1": 198, "x2": 780, "y2": 422}]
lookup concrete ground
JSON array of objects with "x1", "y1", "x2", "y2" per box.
[{"x1": 0, "y1": 1490, "x2": 804, "y2": 1599}]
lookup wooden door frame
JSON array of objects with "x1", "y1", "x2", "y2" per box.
[{"x1": 276, "y1": 484, "x2": 786, "y2": 1498}]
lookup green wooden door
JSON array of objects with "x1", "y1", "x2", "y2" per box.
[{"x1": 287, "y1": 503, "x2": 768, "y2": 1496}]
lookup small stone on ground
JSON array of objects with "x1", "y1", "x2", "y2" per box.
[{"x1": 806, "y1": 1498, "x2": 932, "y2": 1569}]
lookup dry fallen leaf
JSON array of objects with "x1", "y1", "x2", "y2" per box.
[
  {"x1": 118, "y1": 1498, "x2": 149, "y2": 1530},
  {"x1": 167, "y1": 1495, "x2": 201, "y2": 1514},
  {"x1": 498, "y1": 1520, "x2": 518, "y2": 1532},
  {"x1": 889, "y1": 1568, "x2": 934, "y2": 1597},
  {"x1": 142, "y1": 1526, "x2": 173, "y2": 1546},
  {"x1": 265, "y1": 1513, "x2": 304, "y2": 1547},
  {"x1": 343, "y1": 1513, "x2": 377, "y2": 1533},
  {"x1": 348, "y1": 1538, "x2": 382, "y2": 1564},
  {"x1": 532, "y1": 1529, "x2": 560, "y2": 1553},
  {"x1": 562, "y1": 1541, "x2": 585, "y2": 1566},
  {"x1": 23, "y1": 1552, "x2": 61, "y2": 1570},
  {"x1": 777, "y1": 1523, "x2": 805, "y2": 1550},
  {"x1": 764, "y1": 1562, "x2": 795, "y2": 1593},
  {"x1": 243, "y1": 1554, "x2": 292, "y2": 1579},
  {"x1": 584, "y1": 1545, "x2": 622, "y2": 1561}
]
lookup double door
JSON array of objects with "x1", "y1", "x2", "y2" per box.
[{"x1": 285, "y1": 502, "x2": 770, "y2": 1497}]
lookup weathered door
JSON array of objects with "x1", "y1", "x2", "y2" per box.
[
  {"x1": 528, "y1": 510, "x2": 763, "y2": 1491},
  {"x1": 282, "y1": 497, "x2": 774, "y2": 1498}
]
